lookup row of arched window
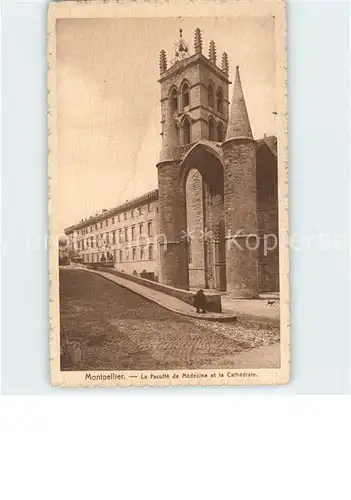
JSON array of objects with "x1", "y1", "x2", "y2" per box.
[
  {"x1": 209, "y1": 118, "x2": 225, "y2": 142},
  {"x1": 169, "y1": 80, "x2": 224, "y2": 115},
  {"x1": 174, "y1": 116, "x2": 225, "y2": 146},
  {"x1": 170, "y1": 82, "x2": 189, "y2": 112},
  {"x1": 175, "y1": 117, "x2": 192, "y2": 146},
  {"x1": 208, "y1": 83, "x2": 223, "y2": 114}
]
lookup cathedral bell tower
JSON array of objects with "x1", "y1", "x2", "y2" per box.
[
  {"x1": 158, "y1": 28, "x2": 231, "y2": 149},
  {"x1": 157, "y1": 29, "x2": 259, "y2": 297}
]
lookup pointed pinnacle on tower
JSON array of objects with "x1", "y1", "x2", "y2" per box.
[
  {"x1": 194, "y1": 28, "x2": 202, "y2": 54},
  {"x1": 209, "y1": 40, "x2": 217, "y2": 65},
  {"x1": 221, "y1": 52, "x2": 229, "y2": 75},
  {"x1": 159, "y1": 50, "x2": 167, "y2": 74},
  {"x1": 159, "y1": 100, "x2": 180, "y2": 162},
  {"x1": 226, "y1": 66, "x2": 253, "y2": 141}
]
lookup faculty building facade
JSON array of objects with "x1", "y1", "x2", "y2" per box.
[{"x1": 65, "y1": 190, "x2": 160, "y2": 280}]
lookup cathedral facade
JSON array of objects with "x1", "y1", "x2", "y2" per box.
[
  {"x1": 65, "y1": 28, "x2": 279, "y2": 297},
  {"x1": 156, "y1": 29, "x2": 279, "y2": 297}
]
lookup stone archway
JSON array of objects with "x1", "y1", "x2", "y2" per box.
[{"x1": 179, "y1": 143, "x2": 226, "y2": 291}]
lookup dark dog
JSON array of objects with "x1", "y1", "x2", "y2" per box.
[{"x1": 266, "y1": 300, "x2": 276, "y2": 307}]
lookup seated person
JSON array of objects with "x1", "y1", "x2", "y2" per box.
[{"x1": 193, "y1": 289, "x2": 207, "y2": 314}]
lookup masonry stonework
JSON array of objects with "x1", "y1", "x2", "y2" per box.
[
  {"x1": 186, "y1": 168, "x2": 206, "y2": 288},
  {"x1": 65, "y1": 28, "x2": 279, "y2": 297},
  {"x1": 157, "y1": 160, "x2": 189, "y2": 290}
]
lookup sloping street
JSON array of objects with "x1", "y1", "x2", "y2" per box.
[{"x1": 60, "y1": 268, "x2": 280, "y2": 371}]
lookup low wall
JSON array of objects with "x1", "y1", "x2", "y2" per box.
[
  {"x1": 94, "y1": 267, "x2": 222, "y2": 313},
  {"x1": 114, "y1": 260, "x2": 158, "y2": 279},
  {"x1": 88, "y1": 261, "x2": 114, "y2": 270}
]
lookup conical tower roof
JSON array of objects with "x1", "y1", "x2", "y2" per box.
[
  {"x1": 159, "y1": 100, "x2": 180, "y2": 162},
  {"x1": 226, "y1": 66, "x2": 253, "y2": 141}
]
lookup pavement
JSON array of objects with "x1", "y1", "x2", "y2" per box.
[
  {"x1": 85, "y1": 269, "x2": 238, "y2": 322},
  {"x1": 221, "y1": 296, "x2": 280, "y2": 323},
  {"x1": 83, "y1": 267, "x2": 280, "y2": 324},
  {"x1": 204, "y1": 343, "x2": 281, "y2": 369},
  {"x1": 59, "y1": 269, "x2": 281, "y2": 371}
]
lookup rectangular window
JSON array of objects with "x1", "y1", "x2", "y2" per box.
[
  {"x1": 119, "y1": 250, "x2": 123, "y2": 262},
  {"x1": 100, "y1": 222, "x2": 102, "y2": 229},
  {"x1": 148, "y1": 203, "x2": 152, "y2": 212},
  {"x1": 148, "y1": 245, "x2": 154, "y2": 261},
  {"x1": 124, "y1": 228, "x2": 128, "y2": 242},
  {"x1": 112, "y1": 232, "x2": 116, "y2": 245},
  {"x1": 138, "y1": 207, "x2": 142, "y2": 216},
  {"x1": 132, "y1": 248, "x2": 137, "y2": 261},
  {"x1": 148, "y1": 222, "x2": 152, "y2": 237},
  {"x1": 106, "y1": 219, "x2": 108, "y2": 227},
  {"x1": 112, "y1": 217, "x2": 115, "y2": 225},
  {"x1": 91, "y1": 237, "x2": 94, "y2": 248},
  {"x1": 139, "y1": 223, "x2": 143, "y2": 235},
  {"x1": 125, "y1": 248, "x2": 129, "y2": 261},
  {"x1": 95, "y1": 224, "x2": 98, "y2": 231},
  {"x1": 118, "y1": 230, "x2": 121, "y2": 243},
  {"x1": 124, "y1": 212, "x2": 127, "y2": 220},
  {"x1": 106, "y1": 233, "x2": 110, "y2": 245},
  {"x1": 118, "y1": 214, "x2": 120, "y2": 222},
  {"x1": 132, "y1": 226, "x2": 136, "y2": 240},
  {"x1": 131, "y1": 209, "x2": 134, "y2": 218},
  {"x1": 140, "y1": 247, "x2": 144, "y2": 261}
]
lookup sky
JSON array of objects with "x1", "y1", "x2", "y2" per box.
[{"x1": 56, "y1": 16, "x2": 276, "y2": 231}]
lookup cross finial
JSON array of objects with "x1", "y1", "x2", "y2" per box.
[{"x1": 172, "y1": 28, "x2": 189, "y2": 63}]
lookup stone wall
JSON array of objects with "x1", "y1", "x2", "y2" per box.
[
  {"x1": 157, "y1": 160, "x2": 189, "y2": 289},
  {"x1": 114, "y1": 260, "x2": 158, "y2": 280},
  {"x1": 256, "y1": 145, "x2": 279, "y2": 292},
  {"x1": 96, "y1": 267, "x2": 222, "y2": 313},
  {"x1": 223, "y1": 138, "x2": 259, "y2": 297},
  {"x1": 186, "y1": 168, "x2": 206, "y2": 288}
]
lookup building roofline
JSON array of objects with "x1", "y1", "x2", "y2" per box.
[
  {"x1": 158, "y1": 53, "x2": 231, "y2": 86},
  {"x1": 64, "y1": 189, "x2": 159, "y2": 234},
  {"x1": 256, "y1": 135, "x2": 277, "y2": 157}
]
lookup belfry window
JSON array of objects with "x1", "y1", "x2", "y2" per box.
[
  {"x1": 170, "y1": 88, "x2": 178, "y2": 112},
  {"x1": 182, "y1": 117, "x2": 191, "y2": 145},
  {"x1": 208, "y1": 84, "x2": 214, "y2": 107},
  {"x1": 216, "y1": 88, "x2": 223, "y2": 113},
  {"x1": 209, "y1": 118, "x2": 216, "y2": 141},
  {"x1": 217, "y1": 123, "x2": 224, "y2": 142},
  {"x1": 182, "y1": 82, "x2": 190, "y2": 108}
]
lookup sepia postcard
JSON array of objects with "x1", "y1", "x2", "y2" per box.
[{"x1": 48, "y1": 0, "x2": 289, "y2": 387}]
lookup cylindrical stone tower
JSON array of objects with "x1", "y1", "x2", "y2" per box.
[
  {"x1": 222, "y1": 66, "x2": 259, "y2": 297},
  {"x1": 157, "y1": 101, "x2": 189, "y2": 289}
]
